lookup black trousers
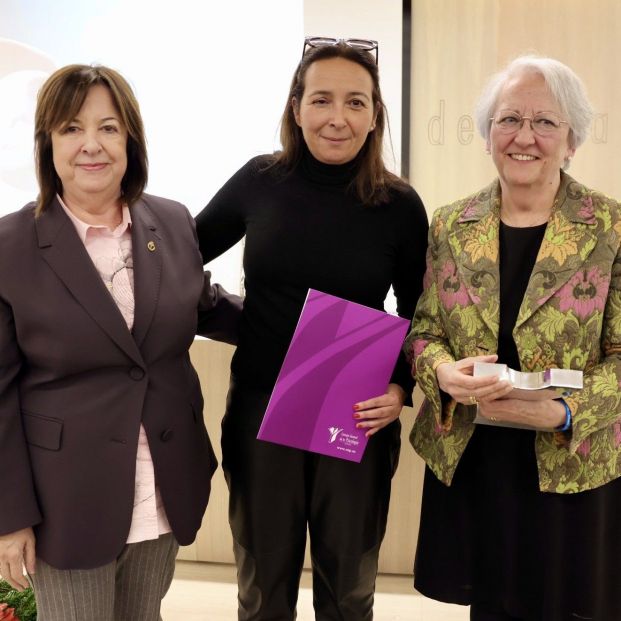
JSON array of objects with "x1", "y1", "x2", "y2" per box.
[
  {"x1": 470, "y1": 603, "x2": 524, "y2": 620},
  {"x1": 221, "y1": 378, "x2": 401, "y2": 621}
]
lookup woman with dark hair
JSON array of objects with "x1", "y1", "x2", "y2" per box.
[
  {"x1": 0, "y1": 64, "x2": 240, "y2": 620},
  {"x1": 196, "y1": 37, "x2": 428, "y2": 620}
]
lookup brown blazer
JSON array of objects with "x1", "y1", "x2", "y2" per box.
[{"x1": 0, "y1": 194, "x2": 241, "y2": 569}]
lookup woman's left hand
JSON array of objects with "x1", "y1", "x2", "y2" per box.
[
  {"x1": 477, "y1": 397, "x2": 566, "y2": 431},
  {"x1": 353, "y1": 383, "x2": 406, "y2": 437}
]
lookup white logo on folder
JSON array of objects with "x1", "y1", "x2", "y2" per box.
[{"x1": 328, "y1": 427, "x2": 344, "y2": 443}]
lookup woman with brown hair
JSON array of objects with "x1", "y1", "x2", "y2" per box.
[
  {"x1": 195, "y1": 37, "x2": 428, "y2": 620},
  {"x1": 0, "y1": 64, "x2": 240, "y2": 620}
]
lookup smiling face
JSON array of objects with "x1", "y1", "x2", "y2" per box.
[
  {"x1": 489, "y1": 70, "x2": 574, "y2": 193},
  {"x1": 293, "y1": 57, "x2": 377, "y2": 165},
  {"x1": 51, "y1": 84, "x2": 128, "y2": 207}
]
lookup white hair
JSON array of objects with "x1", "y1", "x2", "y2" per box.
[{"x1": 475, "y1": 55, "x2": 594, "y2": 151}]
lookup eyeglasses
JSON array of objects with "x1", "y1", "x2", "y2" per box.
[
  {"x1": 490, "y1": 110, "x2": 569, "y2": 136},
  {"x1": 302, "y1": 36, "x2": 379, "y2": 64}
]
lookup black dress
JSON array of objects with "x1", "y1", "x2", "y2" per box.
[{"x1": 414, "y1": 222, "x2": 621, "y2": 621}]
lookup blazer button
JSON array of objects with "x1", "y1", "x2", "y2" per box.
[
  {"x1": 129, "y1": 366, "x2": 145, "y2": 381},
  {"x1": 160, "y1": 429, "x2": 174, "y2": 442}
]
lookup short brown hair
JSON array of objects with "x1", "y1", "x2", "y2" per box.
[
  {"x1": 34, "y1": 64, "x2": 148, "y2": 214},
  {"x1": 274, "y1": 42, "x2": 405, "y2": 205}
]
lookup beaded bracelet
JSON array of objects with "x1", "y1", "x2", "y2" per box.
[{"x1": 555, "y1": 398, "x2": 572, "y2": 432}]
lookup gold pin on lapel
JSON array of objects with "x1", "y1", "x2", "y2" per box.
[{"x1": 147, "y1": 241, "x2": 156, "y2": 252}]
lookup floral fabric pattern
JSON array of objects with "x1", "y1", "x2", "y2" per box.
[
  {"x1": 557, "y1": 267, "x2": 609, "y2": 320},
  {"x1": 438, "y1": 260, "x2": 471, "y2": 309},
  {"x1": 405, "y1": 172, "x2": 621, "y2": 493}
]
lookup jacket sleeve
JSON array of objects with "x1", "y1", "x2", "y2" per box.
[
  {"x1": 0, "y1": 295, "x2": 42, "y2": 535},
  {"x1": 181, "y1": 201, "x2": 244, "y2": 344},
  {"x1": 403, "y1": 210, "x2": 458, "y2": 428},
  {"x1": 196, "y1": 272, "x2": 243, "y2": 344},
  {"x1": 565, "y1": 237, "x2": 621, "y2": 454}
]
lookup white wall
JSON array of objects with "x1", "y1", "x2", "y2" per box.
[
  {"x1": 1, "y1": 0, "x2": 405, "y2": 300},
  {"x1": 0, "y1": 0, "x2": 303, "y2": 294}
]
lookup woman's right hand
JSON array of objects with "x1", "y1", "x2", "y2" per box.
[
  {"x1": 436, "y1": 355, "x2": 513, "y2": 405},
  {"x1": 0, "y1": 527, "x2": 35, "y2": 591}
]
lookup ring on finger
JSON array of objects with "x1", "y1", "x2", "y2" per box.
[
  {"x1": 468, "y1": 395, "x2": 477, "y2": 406},
  {"x1": 490, "y1": 416, "x2": 498, "y2": 422}
]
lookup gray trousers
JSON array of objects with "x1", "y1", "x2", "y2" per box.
[{"x1": 29, "y1": 533, "x2": 178, "y2": 621}]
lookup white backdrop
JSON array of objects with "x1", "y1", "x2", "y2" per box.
[{"x1": 0, "y1": 0, "x2": 303, "y2": 294}]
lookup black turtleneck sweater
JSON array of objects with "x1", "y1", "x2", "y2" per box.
[{"x1": 195, "y1": 151, "x2": 429, "y2": 392}]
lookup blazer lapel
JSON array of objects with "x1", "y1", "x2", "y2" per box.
[
  {"x1": 130, "y1": 197, "x2": 163, "y2": 348},
  {"x1": 515, "y1": 173, "x2": 598, "y2": 329},
  {"x1": 447, "y1": 181, "x2": 501, "y2": 340},
  {"x1": 35, "y1": 198, "x2": 143, "y2": 365}
]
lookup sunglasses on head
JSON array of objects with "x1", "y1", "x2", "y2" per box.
[{"x1": 302, "y1": 36, "x2": 379, "y2": 64}]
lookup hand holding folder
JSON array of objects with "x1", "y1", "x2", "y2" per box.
[{"x1": 257, "y1": 289, "x2": 409, "y2": 462}]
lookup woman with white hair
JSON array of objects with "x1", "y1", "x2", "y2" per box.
[{"x1": 404, "y1": 55, "x2": 621, "y2": 620}]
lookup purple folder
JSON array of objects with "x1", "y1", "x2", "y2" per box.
[{"x1": 257, "y1": 289, "x2": 410, "y2": 462}]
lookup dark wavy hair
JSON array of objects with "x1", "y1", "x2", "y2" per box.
[
  {"x1": 34, "y1": 64, "x2": 148, "y2": 215},
  {"x1": 273, "y1": 42, "x2": 407, "y2": 205}
]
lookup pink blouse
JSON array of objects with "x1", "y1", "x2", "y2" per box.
[{"x1": 59, "y1": 197, "x2": 171, "y2": 544}]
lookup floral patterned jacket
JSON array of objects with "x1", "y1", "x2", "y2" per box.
[{"x1": 405, "y1": 172, "x2": 621, "y2": 493}]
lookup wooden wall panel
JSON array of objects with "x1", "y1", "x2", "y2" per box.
[
  {"x1": 409, "y1": 0, "x2": 500, "y2": 210},
  {"x1": 176, "y1": 341, "x2": 234, "y2": 563},
  {"x1": 410, "y1": 0, "x2": 621, "y2": 216}
]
